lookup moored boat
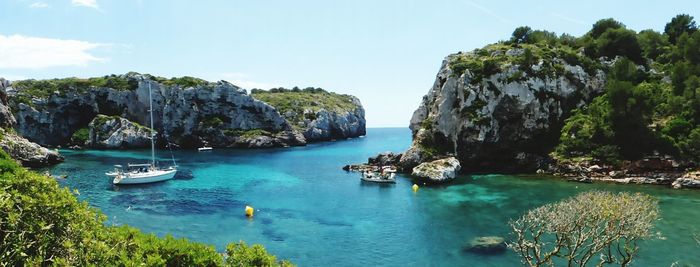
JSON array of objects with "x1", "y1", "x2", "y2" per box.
[
  {"x1": 108, "y1": 83, "x2": 178, "y2": 185},
  {"x1": 360, "y1": 171, "x2": 396, "y2": 183}
]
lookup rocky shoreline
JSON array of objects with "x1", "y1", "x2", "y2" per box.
[{"x1": 345, "y1": 151, "x2": 700, "y2": 189}]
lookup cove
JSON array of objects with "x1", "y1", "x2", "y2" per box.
[{"x1": 47, "y1": 128, "x2": 700, "y2": 266}]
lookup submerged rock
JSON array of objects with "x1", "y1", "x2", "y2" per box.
[
  {"x1": 463, "y1": 236, "x2": 506, "y2": 254},
  {"x1": 411, "y1": 157, "x2": 461, "y2": 182},
  {"x1": 88, "y1": 115, "x2": 152, "y2": 149}
]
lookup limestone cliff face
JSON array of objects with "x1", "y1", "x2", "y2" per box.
[
  {"x1": 401, "y1": 48, "x2": 606, "y2": 171},
  {"x1": 251, "y1": 90, "x2": 366, "y2": 142},
  {"x1": 0, "y1": 79, "x2": 16, "y2": 128},
  {"x1": 8, "y1": 73, "x2": 365, "y2": 149},
  {"x1": 0, "y1": 79, "x2": 62, "y2": 166},
  {"x1": 293, "y1": 99, "x2": 366, "y2": 141},
  {"x1": 87, "y1": 115, "x2": 152, "y2": 149}
]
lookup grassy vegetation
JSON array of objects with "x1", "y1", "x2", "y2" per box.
[
  {"x1": 251, "y1": 87, "x2": 359, "y2": 130},
  {"x1": 223, "y1": 129, "x2": 272, "y2": 138},
  {"x1": 146, "y1": 74, "x2": 209, "y2": 88},
  {"x1": 70, "y1": 127, "x2": 89, "y2": 144},
  {"x1": 10, "y1": 73, "x2": 211, "y2": 102},
  {"x1": 0, "y1": 149, "x2": 293, "y2": 266}
]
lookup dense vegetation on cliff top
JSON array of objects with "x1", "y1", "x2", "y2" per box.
[
  {"x1": 0, "y1": 149, "x2": 293, "y2": 266},
  {"x1": 448, "y1": 14, "x2": 700, "y2": 165},
  {"x1": 251, "y1": 87, "x2": 359, "y2": 129},
  {"x1": 11, "y1": 72, "x2": 209, "y2": 97}
]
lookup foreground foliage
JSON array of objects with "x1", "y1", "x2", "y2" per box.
[
  {"x1": 509, "y1": 191, "x2": 659, "y2": 267},
  {"x1": 0, "y1": 150, "x2": 292, "y2": 266}
]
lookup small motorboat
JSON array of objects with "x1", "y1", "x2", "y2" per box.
[
  {"x1": 198, "y1": 146, "x2": 213, "y2": 152},
  {"x1": 360, "y1": 171, "x2": 396, "y2": 183}
]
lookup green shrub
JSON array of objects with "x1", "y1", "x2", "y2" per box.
[
  {"x1": 202, "y1": 116, "x2": 225, "y2": 128},
  {"x1": 71, "y1": 127, "x2": 89, "y2": 145},
  {"x1": 225, "y1": 241, "x2": 293, "y2": 267},
  {"x1": 0, "y1": 149, "x2": 293, "y2": 266},
  {"x1": 223, "y1": 129, "x2": 271, "y2": 138}
]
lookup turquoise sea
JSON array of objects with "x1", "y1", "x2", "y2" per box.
[{"x1": 48, "y1": 128, "x2": 700, "y2": 266}]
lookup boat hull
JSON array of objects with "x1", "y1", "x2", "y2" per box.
[
  {"x1": 360, "y1": 176, "x2": 396, "y2": 183},
  {"x1": 113, "y1": 169, "x2": 177, "y2": 185},
  {"x1": 360, "y1": 173, "x2": 396, "y2": 183}
]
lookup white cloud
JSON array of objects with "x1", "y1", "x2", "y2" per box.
[
  {"x1": 71, "y1": 0, "x2": 99, "y2": 9},
  {"x1": 0, "y1": 34, "x2": 107, "y2": 69},
  {"x1": 218, "y1": 72, "x2": 279, "y2": 89},
  {"x1": 29, "y1": 2, "x2": 49, "y2": 8}
]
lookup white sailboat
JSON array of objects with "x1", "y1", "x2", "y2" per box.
[{"x1": 110, "y1": 83, "x2": 177, "y2": 185}]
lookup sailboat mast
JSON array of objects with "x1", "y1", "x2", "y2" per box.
[{"x1": 148, "y1": 83, "x2": 155, "y2": 167}]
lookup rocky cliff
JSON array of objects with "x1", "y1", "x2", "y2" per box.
[
  {"x1": 251, "y1": 88, "x2": 365, "y2": 141},
  {"x1": 400, "y1": 44, "x2": 607, "y2": 172},
  {"x1": 0, "y1": 78, "x2": 63, "y2": 166},
  {"x1": 7, "y1": 73, "x2": 365, "y2": 149}
]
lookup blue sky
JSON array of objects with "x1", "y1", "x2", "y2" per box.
[{"x1": 1, "y1": 0, "x2": 698, "y2": 127}]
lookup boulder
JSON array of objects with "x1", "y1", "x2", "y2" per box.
[
  {"x1": 463, "y1": 236, "x2": 506, "y2": 254},
  {"x1": 672, "y1": 171, "x2": 700, "y2": 189},
  {"x1": 87, "y1": 115, "x2": 152, "y2": 149},
  {"x1": 0, "y1": 129, "x2": 63, "y2": 167},
  {"x1": 411, "y1": 157, "x2": 461, "y2": 182}
]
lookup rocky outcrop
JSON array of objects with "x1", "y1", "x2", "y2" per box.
[
  {"x1": 0, "y1": 129, "x2": 63, "y2": 167},
  {"x1": 343, "y1": 151, "x2": 402, "y2": 172},
  {"x1": 411, "y1": 157, "x2": 461, "y2": 182},
  {"x1": 299, "y1": 101, "x2": 366, "y2": 141},
  {"x1": 673, "y1": 171, "x2": 700, "y2": 189},
  {"x1": 0, "y1": 79, "x2": 16, "y2": 128},
  {"x1": 87, "y1": 115, "x2": 152, "y2": 149},
  {"x1": 251, "y1": 90, "x2": 366, "y2": 142},
  {"x1": 7, "y1": 73, "x2": 350, "y2": 149},
  {"x1": 400, "y1": 48, "x2": 606, "y2": 172},
  {"x1": 0, "y1": 79, "x2": 63, "y2": 167},
  {"x1": 368, "y1": 152, "x2": 402, "y2": 166}
]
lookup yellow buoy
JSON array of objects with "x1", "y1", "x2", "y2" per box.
[
  {"x1": 412, "y1": 184, "x2": 419, "y2": 192},
  {"x1": 245, "y1": 205, "x2": 254, "y2": 217}
]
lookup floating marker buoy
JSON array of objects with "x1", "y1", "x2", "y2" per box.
[
  {"x1": 245, "y1": 205, "x2": 254, "y2": 217},
  {"x1": 412, "y1": 184, "x2": 419, "y2": 192}
]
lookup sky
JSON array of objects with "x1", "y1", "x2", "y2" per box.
[{"x1": 1, "y1": 1, "x2": 698, "y2": 127}]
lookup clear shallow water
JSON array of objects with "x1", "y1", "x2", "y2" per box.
[{"x1": 48, "y1": 128, "x2": 700, "y2": 266}]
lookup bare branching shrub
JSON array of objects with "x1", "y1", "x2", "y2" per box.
[{"x1": 508, "y1": 191, "x2": 659, "y2": 267}]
